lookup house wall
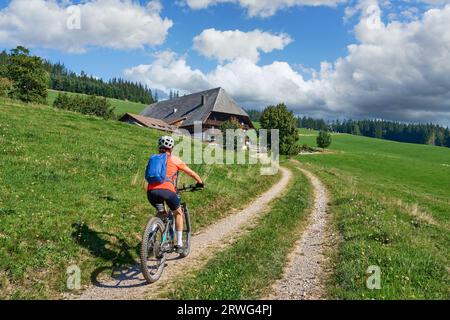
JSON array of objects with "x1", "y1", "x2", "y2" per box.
[{"x1": 206, "y1": 112, "x2": 254, "y2": 130}]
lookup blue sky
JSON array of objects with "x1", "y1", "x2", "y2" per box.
[
  {"x1": 0, "y1": 1, "x2": 352, "y2": 80},
  {"x1": 0, "y1": 0, "x2": 449, "y2": 125}
]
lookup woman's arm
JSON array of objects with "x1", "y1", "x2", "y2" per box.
[{"x1": 181, "y1": 166, "x2": 203, "y2": 184}]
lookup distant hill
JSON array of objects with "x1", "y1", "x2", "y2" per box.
[
  {"x1": 297, "y1": 116, "x2": 450, "y2": 148},
  {"x1": 44, "y1": 60, "x2": 156, "y2": 104},
  {"x1": 47, "y1": 89, "x2": 147, "y2": 116}
]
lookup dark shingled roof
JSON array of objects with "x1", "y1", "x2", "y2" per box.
[
  {"x1": 119, "y1": 113, "x2": 176, "y2": 132},
  {"x1": 140, "y1": 87, "x2": 250, "y2": 127}
]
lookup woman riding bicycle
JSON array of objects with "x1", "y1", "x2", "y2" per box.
[{"x1": 147, "y1": 136, "x2": 204, "y2": 254}]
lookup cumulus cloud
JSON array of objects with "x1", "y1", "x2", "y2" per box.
[
  {"x1": 123, "y1": 51, "x2": 210, "y2": 93},
  {"x1": 193, "y1": 29, "x2": 292, "y2": 62},
  {"x1": 125, "y1": 2, "x2": 450, "y2": 125},
  {"x1": 208, "y1": 58, "x2": 318, "y2": 106},
  {"x1": 185, "y1": 0, "x2": 347, "y2": 17},
  {"x1": 123, "y1": 53, "x2": 325, "y2": 115},
  {"x1": 321, "y1": 1, "x2": 450, "y2": 122},
  {"x1": 0, "y1": 0, "x2": 173, "y2": 53}
]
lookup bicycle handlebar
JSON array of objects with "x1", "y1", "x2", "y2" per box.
[{"x1": 177, "y1": 184, "x2": 204, "y2": 193}]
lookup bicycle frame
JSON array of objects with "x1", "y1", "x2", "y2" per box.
[
  {"x1": 154, "y1": 186, "x2": 199, "y2": 253},
  {"x1": 162, "y1": 215, "x2": 175, "y2": 243}
]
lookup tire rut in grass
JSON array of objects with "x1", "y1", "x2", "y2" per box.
[
  {"x1": 75, "y1": 167, "x2": 292, "y2": 300},
  {"x1": 267, "y1": 167, "x2": 332, "y2": 300}
]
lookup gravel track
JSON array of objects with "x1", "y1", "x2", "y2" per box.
[
  {"x1": 74, "y1": 167, "x2": 292, "y2": 300},
  {"x1": 267, "y1": 167, "x2": 332, "y2": 300}
]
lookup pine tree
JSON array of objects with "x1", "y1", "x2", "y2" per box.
[
  {"x1": 445, "y1": 131, "x2": 450, "y2": 148},
  {"x1": 260, "y1": 103, "x2": 300, "y2": 155},
  {"x1": 317, "y1": 131, "x2": 332, "y2": 149},
  {"x1": 352, "y1": 124, "x2": 361, "y2": 135},
  {"x1": 42, "y1": 59, "x2": 154, "y2": 104}
]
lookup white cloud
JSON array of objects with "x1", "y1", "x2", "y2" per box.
[
  {"x1": 184, "y1": 0, "x2": 229, "y2": 9},
  {"x1": 123, "y1": 53, "x2": 325, "y2": 114},
  {"x1": 193, "y1": 29, "x2": 292, "y2": 62},
  {"x1": 185, "y1": 0, "x2": 347, "y2": 17},
  {"x1": 0, "y1": 0, "x2": 173, "y2": 53},
  {"x1": 125, "y1": 3, "x2": 450, "y2": 125},
  {"x1": 421, "y1": 0, "x2": 450, "y2": 5},
  {"x1": 123, "y1": 51, "x2": 210, "y2": 93},
  {"x1": 208, "y1": 58, "x2": 326, "y2": 109},
  {"x1": 321, "y1": 1, "x2": 450, "y2": 122}
]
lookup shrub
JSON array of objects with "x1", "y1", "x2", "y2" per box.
[
  {"x1": 301, "y1": 144, "x2": 316, "y2": 153},
  {"x1": 53, "y1": 93, "x2": 115, "y2": 119},
  {"x1": 4, "y1": 46, "x2": 49, "y2": 104},
  {"x1": 317, "y1": 130, "x2": 332, "y2": 149},
  {"x1": 220, "y1": 117, "x2": 242, "y2": 132},
  {"x1": 220, "y1": 117, "x2": 244, "y2": 149},
  {"x1": 0, "y1": 77, "x2": 13, "y2": 97}
]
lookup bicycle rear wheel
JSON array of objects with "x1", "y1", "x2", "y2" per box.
[
  {"x1": 140, "y1": 217, "x2": 166, "y2": 284},
  {"x1": 179, "y1": 204, "x2": 191, "y2": 258}
]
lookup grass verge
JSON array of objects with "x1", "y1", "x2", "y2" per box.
[
  {"x1": 315, "y1": 165, "x2": 450, "y2": 299},
  {"x1": 166, "y1": 162, "x2": 311, "y2": 299},
  {"x1": 297, "y1": 132, "x2": 450, "y2": 299}
]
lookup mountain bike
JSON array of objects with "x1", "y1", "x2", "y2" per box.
[{"x1": 140, "y1": 183, "x2": 203, "y2": 284}]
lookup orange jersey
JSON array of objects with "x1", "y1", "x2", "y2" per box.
[{"x1": 147, "y1": 154, "x2": 188, "y2": 193}]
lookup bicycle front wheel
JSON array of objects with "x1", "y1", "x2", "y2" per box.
[{"x1": 140, "y1": 217, "x2": 166, "y2": 284}]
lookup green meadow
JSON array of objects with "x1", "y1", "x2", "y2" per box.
[
  {"x1": 298, "y1": 130, "x2": 450, "y2": 299},
  {"x1": 0, "y1": 98, "x2": 277, "y2": 299},
  {"x1": 47, "y1": 90, "x2": 148, "y2": 116},
  {"x1": 1, "y1": 95, "x2": 449, "y2": 300},
  {"x1": 166, "y1": 129, "x2": 450, "y2": 300}
]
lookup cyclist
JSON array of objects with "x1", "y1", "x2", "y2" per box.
[{"x1": 147, "y1": 136, "x2": 204, "y2": 254}]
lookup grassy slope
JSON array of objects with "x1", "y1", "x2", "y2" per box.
[
  {"x1": 167, "y1": 162, "x2": 311, "y2": 299},
  {"x1": 0, "y1": 98, "x2": 278, "y2": 299},
  {"x1": 298, "y1": 132, "x2": 450, "y2": 299},
  {"x1": 47, "y1": 89, "x2": 147, "y2": 116}
]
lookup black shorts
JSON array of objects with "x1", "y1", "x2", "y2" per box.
[{"x1": 147, "y1": 189, "x2": 181, "y2": 211}]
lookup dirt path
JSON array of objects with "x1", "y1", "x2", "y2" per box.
[
  {"x1": 75, "y1": 167, "x2": 292, "y2": 300},
  {"x1": 267, "y1": 167, "x2": 332, "y2": 300}
]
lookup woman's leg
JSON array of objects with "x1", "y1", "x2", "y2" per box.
[{"x1": 155, "y1": 189, "x2": 184, "y2": 248}]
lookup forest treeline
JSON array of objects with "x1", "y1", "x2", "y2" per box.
[
  {"x1": 330, "y1": 119, "x2": 450, "y2": 147},
  {"x1": 246, "y1": 109, "x2": 450, "y2": 148},
  {"x1": 43, "y1": 61, "x2": 155, "y2": 104},
  {"x1": 1, "y1": 49, "x2": 156, "y2": 105}
]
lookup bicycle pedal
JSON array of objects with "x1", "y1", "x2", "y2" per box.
[{"x1": 160, "y1": 242, "x2": 172, "y2": 252}]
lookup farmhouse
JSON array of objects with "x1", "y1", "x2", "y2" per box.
[{"x1": 137, "y1": 87, "x2": 254, "y2": 139}]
